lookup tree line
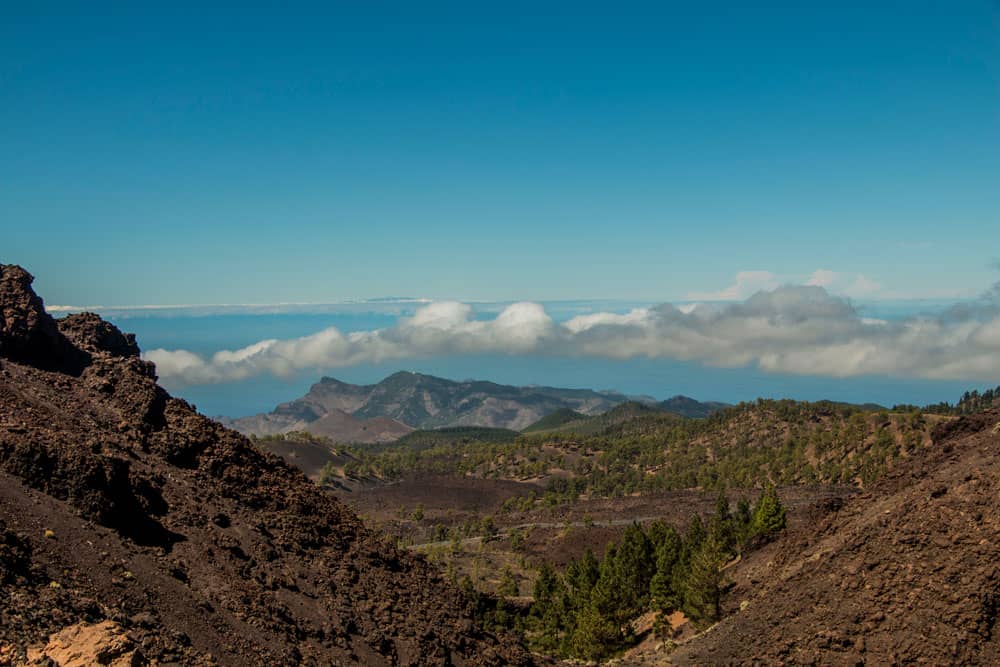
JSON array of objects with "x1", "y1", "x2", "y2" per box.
[{"x1": 473, "y1": 486, "x2": 787, "y2": 661}]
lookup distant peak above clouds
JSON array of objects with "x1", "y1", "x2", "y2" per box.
[
  {"x1": 686, "y1": 269, "x2": 883, "y2": 301},
  {"x1": 685, "y1": 269, "x2": 977, "y2": 303},
  {"x1": 685, "y1": 270, "x2": 780, "y2": 300}
]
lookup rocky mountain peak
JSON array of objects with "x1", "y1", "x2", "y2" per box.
[
  {"x1": 58, "y1": 312, "x2": 142, "y2": 359},
  {"x1": 0, "y1": 266, "x2": 533, "y2": 665},
  {"x1": 0, "y1": 264, "x2": 66, "y2": 368},
  {"x1": 1, "y1": 264, "x2": 151, "y2": 379}
]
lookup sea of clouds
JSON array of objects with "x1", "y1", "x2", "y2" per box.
[{"x1": 144, "y1": 283, "x2": 1000, "y2": 386}]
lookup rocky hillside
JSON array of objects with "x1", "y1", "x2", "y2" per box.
[
  {"x1": 0, "y1": 264, "x2": 534, "y2": 666},
  {"x1": 228, "y1": 372, "x2": 633, "y2": 437},
  {"x1": 669, "y1": 408, "x2": 1000, "y2": 665}
]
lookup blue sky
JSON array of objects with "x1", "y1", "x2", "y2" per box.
[{"x1": 3, "y1": 2, "x2": 999, "y2": 306}]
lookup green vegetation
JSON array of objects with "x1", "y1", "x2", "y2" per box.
[
  {"x1": 750, "y1": 483, "x2": 787, "y2": 537},
  {"x1": 497, "y1": 567, "x2": 519, "y2": 597},
  {"x1": 337, "y1": 387, "x2": 995, "y2": 662},
  {"x1": 394, "y1": 426, "x2": 520, "y2": 447},
  {"x1": 340, "y1": 399, "x2": 940, "y2": 505},
  {"x1": 521, "y1": 408, "x2": 587, "y2": 433},
  {"x1": 517, "y1": 490, "x2": 785, "y2": 660},
  {"x1": 318, "y1": 461, "x2": 340, "y2": 486},
  {"x1": 531, "y1": 401, "x2": 671, "y2": 436},
  {"x1": 657, "y1": 395, "x2": 730, "y2": 418},
  {"x1": 910, "y1": 385, "x2": 1000, "y2": 415}
]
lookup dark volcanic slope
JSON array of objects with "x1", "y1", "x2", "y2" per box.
[
  {"x1": 670, "y1": 409, "x2": 1000, "y2": 666},
  {"x1": 0, "y1": 265, "x2": 533, "y2": 666}
]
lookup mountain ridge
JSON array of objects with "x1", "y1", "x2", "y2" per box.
[
  {"x1": 0, "y1": 264, "x2": 533, "y2": 666},
  {"x1": 227, "y1": 372, "x2": 730, "y2": 441},
  {"x1": 227, "y1": 371, "x2": 634, "y2": 438}
]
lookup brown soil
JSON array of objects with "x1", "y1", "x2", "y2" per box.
[
  {"x1": 0, "y1": 265, "x2": 536, "y2": 666},
  {"x1": 669, "y1": 408, "x2": 1000, "y2": 666},
  {"x1": 340, "y1": 474, "x2": 539, "y2": 514},
  {"x1": 252, "y1": 436, "x2": 355, "y2": 484}
]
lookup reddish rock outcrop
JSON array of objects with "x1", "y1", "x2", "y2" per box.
[{"x1": 25, "y1": 621, "x2": 144, "y2": 667}]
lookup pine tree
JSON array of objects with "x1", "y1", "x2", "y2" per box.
[
  {"x1": 530, "y1": 562, "x2": 569, "y2": 653},
  {"x1": 715, "y1": 488, "x2": 731, "y2": 522},
  {"x1": 710, "y1": 488, "x2": 736, "y2": 556},
  {"x1": 533, "y1": 562, "x2": 559, "y2": 608},
  {"x1": 682, "y1": 533, "x2": 725, "y2": 625},
  {"x1": 646, "y1": 519, "x2": 671, "y2": 550},
  {"x1": 686, "y1": 514, "x2": 706, "y2": 547},
  {"x1": 564, "y1": 549, "x2": 600, "y2": 605},
  {"x1": 751, "y1": 483, "x2": 787, "y2": 538},
  {"x1": 565, "y1": 601, "x2": 623, "y2": 661},
  {"x1": 599, "y1": 524, "x2": 654, "y2": 619},
  {"x1": 669, "y1": 515, "x2": 705, "y2": 612},
  {"x1": 497, "y1": 566, "x2": 518, "y2": 597},
  {"x1": 650, "y1": 524, "x2": 682, "y2": 611}
]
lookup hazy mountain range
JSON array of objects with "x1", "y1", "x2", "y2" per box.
[{"x1": 223, "y1": 371, "x2": 728, "y2": 442}]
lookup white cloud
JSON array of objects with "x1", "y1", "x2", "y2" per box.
[
  {"x1": 803, "y1": 269, "x2": 882, "y2": 298},
  {"x1": 563, "y1": 308, "x2": 651, "y2": 333},
  {"x1": 685, "y1": 271, "x2": 779, "y2": 301},
  {"x1": 805, "y1": 269, "x2": 837, "y2": 287},
  {"x1": 844, "y1": 275, "x2": 882, "y2": 297},
  {"x1": 145, "y1": 284, "x2": 1000, "y2": 386}
]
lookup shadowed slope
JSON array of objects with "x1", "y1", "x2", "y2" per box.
[{"x1": 0, "y1": 264, "x2": 535, "y2": 666}]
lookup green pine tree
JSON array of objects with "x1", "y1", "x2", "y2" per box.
[
  {"x1": 682, "y1": 533, "x2": 725, "y2": 625},
  {"x1": 650, "y1": 525, "x2": 682, "y2": 611},
  {"x1": 497, "y1": 566, "x2": 518, "y2": 597},
  {"x1": 751, "y1": 483, "x2": 787, "y2": 538},
  {"x1": 564, "y1": 549, "x2": 600, "y2": 605},
  {"x1": 565, "y1": 601, "x2": 623, "y2": 661},
  {"x1": 529, "y1": 562, "x2": 568, "y2": 652}
]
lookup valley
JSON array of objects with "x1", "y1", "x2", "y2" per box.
[
  {"x1": 2, "y1": 264, "x2": 998, "y2": 665},
  {"x1": 8, "y1": 4, "x2": 998, "y2": 664},
  {"x1": 248, "y1": 377, "x2": 995, "y2": 662}
]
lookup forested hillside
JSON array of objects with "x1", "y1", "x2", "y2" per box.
[{"x1": 330, "y1": 399, "x2": 947, "y2": 504}]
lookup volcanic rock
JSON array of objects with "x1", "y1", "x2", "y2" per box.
[
  {"x1": 0, "y1": 264, "x2": 535, "y2": 666},
  {"x1": 670, "y1": 407, "x2": 1000, "y2": 665}
]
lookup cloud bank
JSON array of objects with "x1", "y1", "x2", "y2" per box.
[{"x1": 144, "y1": 284, "x2": 1000, "y2": 386}]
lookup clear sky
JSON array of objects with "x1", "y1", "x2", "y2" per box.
[{"x1": 3, "y1": 2, "x2": 999, "y2": 306}]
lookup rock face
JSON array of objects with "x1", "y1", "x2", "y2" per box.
[
  {"x1": 670, "y1": 408, "x2": 1000, "y2": 665},
  {"x1": 0, "y1": 264, "x2": 535, "y2": 666},
  {"x1": 0, "y1": 265, "x2": 85, "y2": 373},
  {"x1": 25, "y1": 621, "x2": 144, "y2": 667},
  {"x1": 227, "y1": 372, "x2": 633, "y2": 438}
]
